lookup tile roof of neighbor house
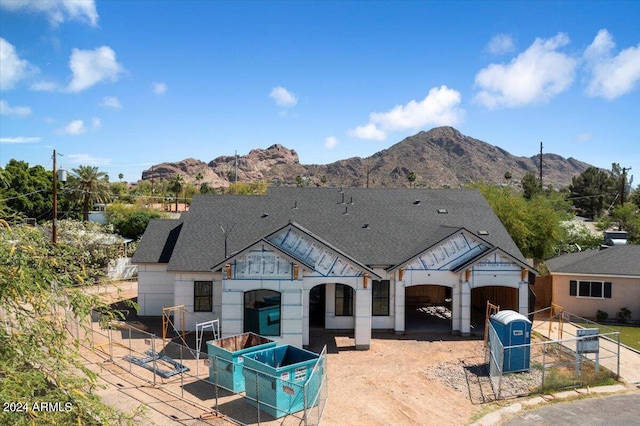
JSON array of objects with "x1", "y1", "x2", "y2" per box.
[
  {"x1": 133, "y1": 187, "x2": 528, "y2": 272},
  {"x1": 545, "y1": 245, "x2": 640, "y2": 277}
]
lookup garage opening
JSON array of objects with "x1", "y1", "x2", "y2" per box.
[
  {"x1": 471, "y1": 286, "x2": 518, "y2": 332},
  {"x1": 405, "y1": 285, "x2": 452, "y2": 332}
]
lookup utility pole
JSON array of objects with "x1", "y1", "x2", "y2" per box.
[
  {"x1": 539, "y1": 142, "x2": 543, "y2": 188},
  {"x1": 52, "y1": 150, "x2": 66, "y2": 244},
  {"x1": 621, "y1": 167, "x2": 631, "y2": 206},
  {"x1": 52, "y1": 150, "x2": 58, "y2": 244}
]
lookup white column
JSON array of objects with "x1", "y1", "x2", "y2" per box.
[
  {"x1": 394, "y1": 279, "x2": 405, "y2": 334},
  {"x1": 461, "y1": 281, "x2": 471, "y2": 336},
  {"x1": 451, "y1": 282, "x2": 461, "y2": 333},
  {"x1": 220, "y1": 287, "x2": 243, "y2": 337},
  {"x1": 518, "y1": 282, "x2": 529, "y2": 316},
  {"x1": 354, "y1": 285, "x2": 372, "y2": 350},
  {"x1": 302, "y1": 288, "x2": 310, "y2": 347}
]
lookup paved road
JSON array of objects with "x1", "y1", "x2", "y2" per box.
[{"x1": 504, "y1": 394, "x2": 640, "y2": 425}]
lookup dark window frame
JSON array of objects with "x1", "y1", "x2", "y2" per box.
[
  {"x1": 570, "y1": 280, "x2": 612, "y2": 299},
  {"x1": 372, "y1": 280, "x2": 390, "y2": 316},
  {"x1": 194, "y1": 281, "x2": 213, "y2": 312},
  {"x1": 335, "y1": 284, "x2": 354, "y2": 316}
]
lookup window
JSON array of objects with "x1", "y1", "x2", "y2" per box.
[
  {"x1": 335, "y1": 284, "x2": 353, "y2": 316},
  {"x1": 372, "y1": 280, "x2": 390, "y2": 316},
  {"x1": 569, "y1": 280, "x2": 611, "y2": 299},
  {"x1": 194, "y1": 281, "x2": 213, "y2": 312},
  {"x1": 244, "y1": 290, "x2": 281, "y2": 336}
]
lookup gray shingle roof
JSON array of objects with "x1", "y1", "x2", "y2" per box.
[
  {"x1": 135, "y1": 187, "x2": 527, "y2": 272},
  {"x1": 132, "y1": 218, "x2": 184, "y2": 264},
  {"x1": 546, "y1": 245, "x2": 640, "y2": 277}
]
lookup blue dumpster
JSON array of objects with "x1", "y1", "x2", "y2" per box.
[
  {"x1": 242, "y1": 345, "x2": 322, "y2": 418},
  {"x1": 207, "y1": 332, "x2": 276, "y2": 392},
  {"x1": 489, "y1": 310, "x2": 531, "y2": 373}
]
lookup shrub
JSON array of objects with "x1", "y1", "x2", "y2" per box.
[
  {"x1": 616, "y1": 307, "x2": 632, "y2": 324},
  {"x1": 596, "y1": 310, "x2": 609, "y2": 323}
]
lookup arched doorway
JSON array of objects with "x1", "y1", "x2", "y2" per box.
[
  {"x1": 405, "y1": 285, "x2": 452, "y2": 332},
  {"x1": 309, "y1": 284, "x2": 326, "y2": 328}
]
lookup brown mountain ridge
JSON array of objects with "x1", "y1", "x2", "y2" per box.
[{"x1": 141, "y1": 127, "x2": 592, "y2": 189}]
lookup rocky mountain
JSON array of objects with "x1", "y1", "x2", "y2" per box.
[{"x1": 141, "y1": 127, "x2": 592, "y2": 189}]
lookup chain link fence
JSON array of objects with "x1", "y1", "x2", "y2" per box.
[
  {"x1": 485, "y1": 307, "x2": 621, "y2": 400},
  {"x1": 65, "y1": 308, "x2": 327, "y2": 425}
]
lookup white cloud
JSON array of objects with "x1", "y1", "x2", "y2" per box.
[
  {"x1": 574, "y1": 132, "x2": 593, "y2": 143},
  {"x1": 348, "y1": 123, "x2": 387, "y2": 141},
  {"x1": 269, "y1": 86, "x2": 298, "y2": 107},
  {"x1": 0, "y1": 38, "x2": 37, "y2": 90},
  {"x1": 55, "y1": 117, "x2": 101, "y2": 135},
  {"x1": 348, "y1": 86, "x2": 464, "y2": 141},
  {"x1": 57, "y1": 119, "x2": 86, "y2": 135},
  {"x1": 0, "y1": 136, "x2": 41, "y2": 144},
  {"x1": 485, "y1": 34, "x2": 515, "y2": 55},
  {"x1": 0, "y1": 99, "x2": 31, "y2": 117},
  {"x1": 584, "y1": 29, "x2": 640, "y2": 100},
  {"x1": 474, "y1": 33, "x2": 577, "y2": 109},
  {"x1": 67, "y1": 46, "x2": 124, "y2": 92},
  {"x1": 30, "y1": 81, "x2": 59, "y2": 91},
  {"x1": 66, "y1": 153, "x2": 111, "y2": 166},
  {"x1": 324, "y1": 136, "x2": 338, "y2": 149},
  {"x1": 152, "y1": 82, "x2": 167, "y2": 95},
  {"x1": 100, "y1": 96, "x2": 122, "y2": 109},
  {"x1": 0, "y1": 0, "x2": 98, "y2": 28}
]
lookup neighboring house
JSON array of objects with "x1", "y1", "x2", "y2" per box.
[
  {"x1": 132, "y1": 188, "x2": 534, "y2": 349},
  {"x1": 546, "y1": 245, "x2": 640, "y2": 322}
]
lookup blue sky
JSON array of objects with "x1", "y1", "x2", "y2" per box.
[{"x1": 1, "y1": 0, "x2": 639, "y2": 185}]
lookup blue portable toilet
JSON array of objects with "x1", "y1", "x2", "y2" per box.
[
  {"x1": 489, "y1": 310, "x2": 531, "y2": 373},
  {"x1": 242, "y1": 345, "x2": 322, "y2": 418}
]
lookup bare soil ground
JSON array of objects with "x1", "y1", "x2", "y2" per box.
[{"x1": 308, "y1": 330, "x2": 487, "y2": 426}]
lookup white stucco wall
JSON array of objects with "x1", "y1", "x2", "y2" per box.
[
  {"x1": 137, "y1": 263, "x2": 174, "y2": 316},
  {"x1": 173, "y1": 272, "x2": 221, "y2": 330}
]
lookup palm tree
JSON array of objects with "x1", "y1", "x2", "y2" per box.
[
  {"x1": 169, "y1": 174, "x2": 185, "y2": 212},
  {"x1": 70, "y1": 166, "x2": 111, "y2": 221}
]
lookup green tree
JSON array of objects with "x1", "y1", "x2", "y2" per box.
[
  {"x1": 407, "y1": 171, "x2": 417, "y2": 188},
  {"x1": 1, "y1": 159, "x2": 52, "y2": 221},
  {"x1": 473, "y1": 184, "x2": 569, "y2": 262},
  {"x1": 521, "y1": 172, "x2": 541, "y2": 200},
  {"x1": 69, "y1": 166, "x2": 111, "y2": 221},
  {"x1": 0, "y1": 224, "x2": 139, "y2": 424},
  {"x1": 227, "y1": 181, "x2": 268, "y2": 195},
  {"x1": 631, "y1": 183, "x2": 640, "y2": 209},
  {"x1": 168, "y1": 174, "x2": 184, "y2": 211},
  {"x1": 610, "y1": 204, "x2": 640, "y2": 243},
  {"x1": 569, "y1": 167, "x2": 616, "y2": 219},
  {"x1": 114, "y1": 210, "x2": 162, "y2": 239},
  {"x1": 118, "y1": 173, "x2": 124, "y2": 182}
]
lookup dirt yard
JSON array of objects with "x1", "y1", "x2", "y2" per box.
[{"x1": 309, "y1": 331, "x2": 486, "y2": 426}]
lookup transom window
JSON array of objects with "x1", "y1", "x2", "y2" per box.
[
  {"x1": 194, "y1": 281, "x2": 213, "y2": 312},
  {"x1": 569, "y1": 280, "x2": 611, "y2": 299},
  {"x1": 335, "y1": 284, "x2": 353, "y2": 316}
]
